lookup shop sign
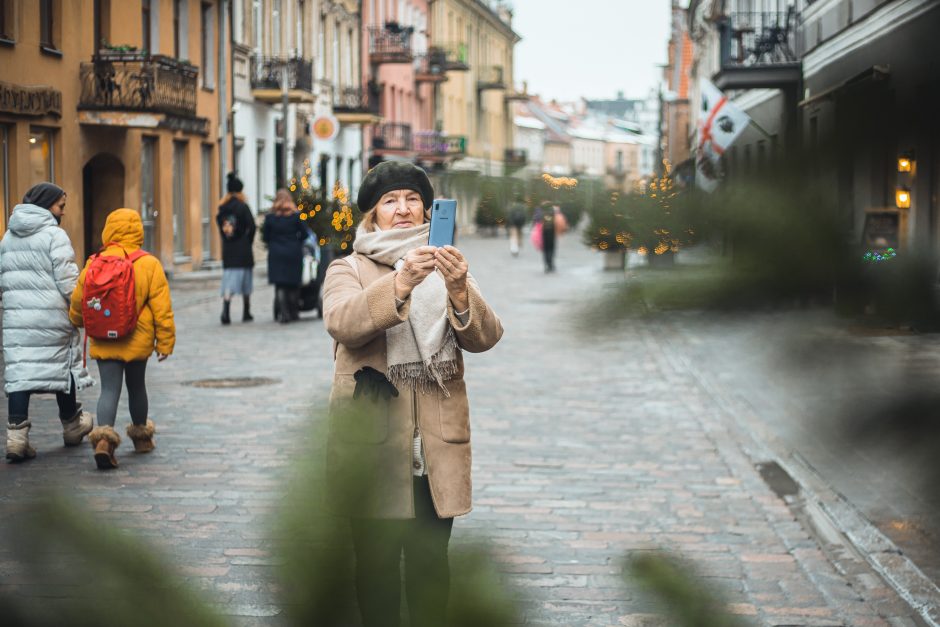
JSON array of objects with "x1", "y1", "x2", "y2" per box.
[
  {"x1": 0, "y1": 81, "x2": 62, "y2": 118},
  {"x1": 312, "y1": 114, "x2": 340, "y2": 142}
]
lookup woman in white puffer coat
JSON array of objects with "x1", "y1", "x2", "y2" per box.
[{"x1": 0, "y1": 183, "x2": 94, "y2": 462}]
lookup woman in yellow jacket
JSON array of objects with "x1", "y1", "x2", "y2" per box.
[{"x1": 69, "y1": 209, "x2": 176, "y2": 469}]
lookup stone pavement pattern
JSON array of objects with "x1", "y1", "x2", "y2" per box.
[{"x1": 0, "y1": 234, "x2": 928, "y2": 626}]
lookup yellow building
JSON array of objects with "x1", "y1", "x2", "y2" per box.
[
  {"x1": 428, "y1": 0, "x2": 521, "y2": 225},
  {"x1": 0, "y1": 0, "x2": 228, "y2": 269}
]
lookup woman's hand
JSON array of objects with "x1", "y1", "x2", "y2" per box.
[
  {"x1": 434, "y1": 246, "x2": 469, "y2": 311},
  {"x1": 395, "y1": 245, "x2": 438, "y2": 300}
]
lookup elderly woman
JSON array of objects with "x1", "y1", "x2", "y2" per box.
[
  {"x1": 322, "y1": 162, "x2": 503, "y2": 627},
  {"x1": 262, "y1": 189, "x2": 307, "y2": 323}
]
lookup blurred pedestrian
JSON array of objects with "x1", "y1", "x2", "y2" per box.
[
  {"x1": 1, "y1": 183, "x2": 94, "y2": 462},
  {"x1": 322, "y1": 161, "x2": 504, "y2": 627},
  {"x1": 69, "y1": 209, "x2": 175, "y2": 470},
  {"x1": 262, "y1": 189, "x2": 307, "y2": 323},
  {"x1": 507, "y1": 196, "x2": 527, "y2": 257},
  {"x1": 217, "y1": 172, "x2": 256, "y2": 325}
]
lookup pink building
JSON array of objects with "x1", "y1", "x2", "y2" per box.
[{"x1": 361, "y1": 0, "x2": 437, "y2": 169}]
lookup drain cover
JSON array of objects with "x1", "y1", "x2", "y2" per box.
[
  {"x1": 756, "y1": 461, "x2": 800, "y2": 499},
  {"x1": 183, "y1": 377, "x2": 280, "y2": 389}
]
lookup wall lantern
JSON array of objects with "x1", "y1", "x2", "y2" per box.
[
  {"x1": 897, "y1": 156, "x2": 913, "y2": 172},
  {"x1": 896, "y1": 187, "x2": 911, "y2": 209}
]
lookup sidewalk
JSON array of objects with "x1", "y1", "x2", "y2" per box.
[{"x1": 0, "y1": 233, "x2": 933, "y2": 626}]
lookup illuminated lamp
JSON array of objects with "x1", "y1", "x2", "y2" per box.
[{"x1": 895, "y1": 187, "x2": 911, "y2": 209}]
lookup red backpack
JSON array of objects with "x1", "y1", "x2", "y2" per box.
[{"x1": 82, "y1": 244, "x2": 149, "y2": 341}]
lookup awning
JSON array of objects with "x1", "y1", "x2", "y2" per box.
[{"x1": 798, "y1": 65, "x2": 890, "y2": 108}]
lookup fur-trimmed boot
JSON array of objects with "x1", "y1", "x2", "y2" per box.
[
  {"x1": 6, "y1": 420, "x2": 36, "y2": 462},
  {"x1": 61, "y1": 405, "x2": 94, "y2": 447},
  {"x1": 89, "y1": 426, "x2": 121, "y2": 470},
  {"x1": 126, "y1": 420, "x2": 156, "y2": 454}
]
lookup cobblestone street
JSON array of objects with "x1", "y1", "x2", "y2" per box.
[{"x1": 0, "y1": 234, "x2": 934, "y2": 626}]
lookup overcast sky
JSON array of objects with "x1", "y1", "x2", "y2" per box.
[{"x1": 510, "y1": 0, "x2": 671, "y2": 103}]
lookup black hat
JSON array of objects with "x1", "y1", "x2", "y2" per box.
[
  {"x1": 226, "y1": 172, "x2": 244, "y2": 193},
  {"x1": 22, "y1": 182, "x2": 65, "y2": 210},
  {"x1": 357, "y1": 161, "x2": 433, "y2": 212}
]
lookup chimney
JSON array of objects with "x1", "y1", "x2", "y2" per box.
[
  {"x1": 495, "y1": 1, "x2": 513, "y2": 26},
  {"x1": 617, "y1": 90, "x2": 625, "y2": 101}
]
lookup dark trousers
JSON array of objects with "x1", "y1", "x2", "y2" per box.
[
  {"x1": 350, "y1": 477, "x2": 454, "y2": 627},
  {"x1": 8, "y1": 376, "x2": 78, "y2": 425},
  {"x1": 274, "y1": 284, "x2": 300, "y2": 322},
  {"x1": 542, "y1": 239, "x2": 556, "y2": 272}
]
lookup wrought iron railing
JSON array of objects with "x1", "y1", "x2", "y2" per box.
[
  {"x1": 478, "y1": 65, "x2": 505, "y2": 89},
  {"x1": 333, "y1": 86, "x2": 380, "y2": 115},
  {"x1": 414, "y1": 131, "x2": 466, "y2": 156},
  {"x1": 414, "y1": 50, "x2": 447, "y2": 79},
  {"x1": 504, "y1": 148, "x2": 527, "y2": 164},
  {"x1": 439, "y1": 44, "x2": 469, "y2": 70},
  {"x1": 78, "y1": 53, "x2": 198, "y2": 117},
  {"x1": 249, "y1": 55, "x2": 314, "y2": 93},
  {"x1": 368, "y1": 25, "x2": 413, "y2": 60},
  {"x1": 373, "y1": 123, "x2": 412, "y2": 152},
  {"x1": 718, "y1": 9, "x2": 801, "y2": 66}
]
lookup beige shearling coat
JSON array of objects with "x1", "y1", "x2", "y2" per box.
[{"x1": 322, "y1": 252, "x2": 503, "y2": 519}]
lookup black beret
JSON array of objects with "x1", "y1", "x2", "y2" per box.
[{"x1": 357, "y1": 161, "x2": 434, "y2": 212}]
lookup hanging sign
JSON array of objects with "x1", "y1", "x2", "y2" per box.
[{"x1": 312, "y1": 114, "x2": 340, "y2": 142}]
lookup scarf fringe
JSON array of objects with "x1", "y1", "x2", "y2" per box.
[{"x1": 387, "y1": 331, "x2": 459, "y2": 397}]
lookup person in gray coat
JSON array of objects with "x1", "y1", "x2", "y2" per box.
[{"x1": 0, "y1": 183, "x2": 94, "y2": 462}]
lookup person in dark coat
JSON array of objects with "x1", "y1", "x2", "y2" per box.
[
  {"x1": 262, "y1": 189, "x2": 307, "y2": 323},
  {"x1": 216, "y1": 172, "x2": 256, "y2": 325},
  {"x1": 507, "y1": 196, "x2": 527, "y2": 257},
  {"x1": 535, "y1": 201, "x2": 557, "y2": 272}
]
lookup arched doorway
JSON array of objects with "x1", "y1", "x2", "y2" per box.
[{"x1": 82, "y1": 153, "x2": 124, "y2": 260}]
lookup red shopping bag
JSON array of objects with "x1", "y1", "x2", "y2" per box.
[{"x1": 530, "y1": 221, "x2": 544, "y2": 251}]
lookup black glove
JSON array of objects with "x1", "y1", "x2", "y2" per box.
[{"x1": 353, "y1": 367, "x2": 399, "y2": 402}]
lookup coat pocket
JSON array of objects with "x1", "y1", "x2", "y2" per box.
[
  {"x1": 437, "y1": 380, "x2": 471, "y2": 443},
  {"x1": 329, "y1": 374, "x2": 390, "y2": 444}
]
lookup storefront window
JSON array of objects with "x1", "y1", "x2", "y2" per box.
[
  {"x1": 201, "y1": 144, "x2": 212, "y2": 259},
  {"x1": 29, "y1": 127, "x2": 54, "y2": 185},
  {"x1": 1, "y1": 125, "x2": 9, "y2": 219},
  {"x1": 173, "y1": 141, "x2": 187, "y2": 257},
  {"x1": 141, "y1": 136, "x2": 156, "y2": 251}
]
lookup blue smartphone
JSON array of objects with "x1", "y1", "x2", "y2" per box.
[{"x1": 428, "y1": 199, "x2": 457, "y2": 248}]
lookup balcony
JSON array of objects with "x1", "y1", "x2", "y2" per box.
[
  {"x1": 437, "y1": 44, "x2": 470, "y2": 72},
  {"x1": 249, "y1": 55, "x2": 314, "y2": 103},
  {"x1": 504, "y1": 148, "x2": 527, "y2": 166},
  {"x1": 373, "y1": 123, "x2": 413, "y2": 152},
  {"x1": 713, "y1": 9, "x2": 802, "y2": 90},
  {"x1": 369, "y1": 25, "x2": 413, "y2": 65},
  {"x1": 77, "y1": 52, "x2": 207, "y2": 134},
  {"x1": 414, "y1": 50, "x2": 448, "y2": 83},
  {"x1": 477, "y1": 65, "x2": 506, "y2": 91},
  {"x1": 333, "y1": 85, "x2": 381, "y2": 125},
  {"x1": 415, "y1": 131, "x2": 466, "y2": 161}
]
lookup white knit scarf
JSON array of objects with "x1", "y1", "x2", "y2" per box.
[{"x1": 353, "y1": 223, "x2": 458, "y2": 394}]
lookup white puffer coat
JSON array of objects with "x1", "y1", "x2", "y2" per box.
[{"x1": 0, "y1": 204, "x2": 93, "y2": 394}]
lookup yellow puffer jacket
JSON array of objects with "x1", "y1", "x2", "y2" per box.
[{"x1": 69, "y1": 209, "x2": 176, "y2": 361}]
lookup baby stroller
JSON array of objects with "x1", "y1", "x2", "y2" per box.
[{"x1": 297, "y1": 229, "x2": 322, "y2": 318}]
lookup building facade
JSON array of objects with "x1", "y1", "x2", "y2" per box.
[
  {"x1": 662, "y1": 0, "x2": 693, "y2": 173},
  {"x1": 0, "y1": 0, "x2": 229, "y2": 269}
]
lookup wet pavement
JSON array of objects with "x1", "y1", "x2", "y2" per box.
[{"x1": 0, "y1": 232, "x2": 936, "y2": 626}]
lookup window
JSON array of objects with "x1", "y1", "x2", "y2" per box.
[
  {"x1": 29, "y1": 128, "x2": 55, "y2": 185},
  {"x1": 0, "y1": 0, "x2": 10, "y2": 41},
  {"x1": 255, "y1": 140, "x2": 265, "y2": 211},
  {"x1": 201, "y1": 2, "x2": 215, "y2": 88},
  {"x1": 317, "y1": 16, "x2": 325, "y2": 79},
  {"x1": 332, "y1": 19, "x2": 339, "y2": 85},
  {"x1": 94, "y1": 0, "x2": 110, "y2": 51},
  {"x1": 297, "y1": 0, "x2": 305, "y2": 57},
  {"x1": 1, "y1": 125, "x2": 9, "y2": 218},
  {"x1": 252, "y1": 0, "x2": 261, "y2": 51},
  {"x1": 142, "y1": 0, "x2": 152, "y2": 53},
  {"x1": 273, "y1": 0, "x2": 281, "y2": 53},
  {"x1": 173, "y1": 0, "x2": 181, "y2": 57},
  {"x1": 232, "y1": 0, "x2": 244, "y2": 45},
  {"x1": 172, "y1": 142, "x2": 187, "y2": 257},
  {"x1": 201, "y1": 144, "x2": 212, "y2": 259},
  {"x1": 141, "y1": 137, "x2": 157, "y2": 252},
  {"x1": 39, "y1": 0, "x2": 57, "y2": 51}
]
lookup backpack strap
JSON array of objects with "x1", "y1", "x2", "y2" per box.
[{"x1": 127, "y1": 250, "x2": 150, "y2": 263}]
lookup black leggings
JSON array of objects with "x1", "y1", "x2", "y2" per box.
[
  {"x1": 7, "y1": 376, "x2": 78, "y2": 425},
  {"x1": 350, "y1": 477, "x2": 454, "y2": 627},
  {"x1": 96, "y1": 359, "x2": 149, "y2": 428}
]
